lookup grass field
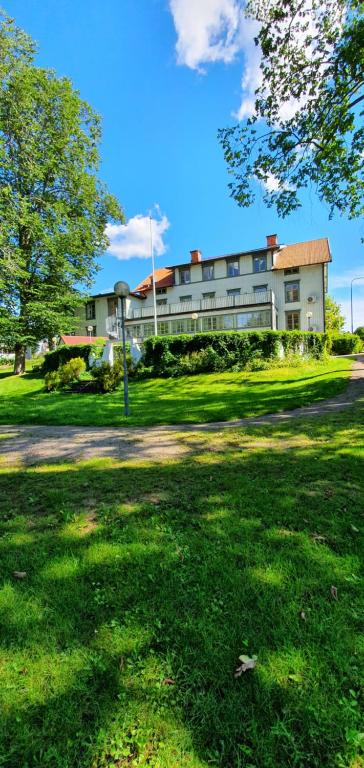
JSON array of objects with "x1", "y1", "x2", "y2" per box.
[
  {"x1": 0, "y1": 357, "x2": 352, "y2": 427},
  {"x1": 0, "y1": 395, "x2": 363, "y2": 767}
]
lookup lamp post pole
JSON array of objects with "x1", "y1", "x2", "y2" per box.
[
  {"x1": 114, "y1": 280, "x2": 130, "y2": 417},
  {"x1": 351, "y1": 276, "x2": 364, "y2": 333}
]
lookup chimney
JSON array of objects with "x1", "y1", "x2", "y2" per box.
[
  {"x1": 190, "y1": 249, "x2": 202, "y2": 263},
  {"x1": 266, "y1": 234, "x2": 278, "y2": 248}
]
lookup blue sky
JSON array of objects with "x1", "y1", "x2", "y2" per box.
[{"x1": 5, "y1": 0, "x2": 364, "y2": 328}]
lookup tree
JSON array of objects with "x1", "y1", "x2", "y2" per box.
[
  {"x1": 219, "y1": 0, "x2": 364, "y2": 219},
  {"x1": 325, "y1": 295, "x2": 346, "y2": 333},
  {"x1": 0, "y1": 12, "x2": 123, "y2": 373},
  {"x1": 354, "y1": 325, "x2": 364, "y2": 340}
]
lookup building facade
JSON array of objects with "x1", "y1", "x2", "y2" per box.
[{"x1": 76, "y1": 235, "x2": 330, "y2": 341}]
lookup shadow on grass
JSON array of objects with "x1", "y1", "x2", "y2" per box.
[
  {"x1": 0, "y1": 406, "x2": 363, "y2": 767},
  {"x1": 0, "y1": 368, "x2": 352, "y2": 428}
]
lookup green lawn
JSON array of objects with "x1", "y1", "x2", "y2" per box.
[
  {"x1": 0, "y1": 357, "x2": 352, "y2": 427},
  {"x1": 0, "y1": 397, "x2": 363, "y2": 767}
]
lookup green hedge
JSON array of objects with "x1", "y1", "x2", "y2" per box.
[
  {"x1": 143, "y1": 330, "x2": 328, "y2": 377},
  {"x1": 329, "y1": 333, "x2": 362, "y2": 355},
  {"x1": 42, "y1": 343, "x2": 104, "y2": 373}
]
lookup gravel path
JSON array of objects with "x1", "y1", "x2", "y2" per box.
[{"x1": 1, "y1": 355, "x2": 363, "y2": 466}]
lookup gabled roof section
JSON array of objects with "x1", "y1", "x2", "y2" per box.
[
  {"x1": 273, "y1": 238, "x2": 331, "y2": 269},
  {"x1": 133, "y1": 267, "x2": 174, "y2": 294}
]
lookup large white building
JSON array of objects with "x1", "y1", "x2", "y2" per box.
[{"x1": 77, "y1": 235, "x2": 331, "y2": 341}]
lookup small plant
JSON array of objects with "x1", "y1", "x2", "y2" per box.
[
  {"x1": 91, "y1": 361, "x2": 123, "y2": 393},
  {"x1": 44, "y1": 370, "x2": 60, "y2": 391},
  {"x1": 58, "y1": 357, "x2": 86, "y2": 386}
]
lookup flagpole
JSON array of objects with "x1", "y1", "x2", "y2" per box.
[{"x1": 150, "y1": 215, "x2": 158, "y2": 335}]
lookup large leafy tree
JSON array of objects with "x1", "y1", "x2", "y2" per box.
[
  {"x1": 219, "y1": 0, "x2": 364, "y2": 219},
  {"x1": 0, "y1": 12, "x2": 123, "y2": 373},
  {"x1": 325, "y1": 295, "x2": 346, "y2": 332}
]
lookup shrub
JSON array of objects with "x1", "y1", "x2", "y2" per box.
[
  {"x1": 91, "y1": 361, "x2": 123, "y2": 393},
  {"x1": 44, "y1": 371, "x2": 60, "y2": 391},
  {"x1": 354, "y1": 326, "x2": 364, "y2": 343},
  {"x1": 42, "y1": 343, "x2": 103, "y2": 373},
  {"x1": 329, "y1": 333, "x2": 362, "y2": 355},
  {"x1": 143, "y1": 330, "x2": 328, "y2": 377},
  {"x1": 58, "y1": 357, "x2": 86, "y2": 386}
]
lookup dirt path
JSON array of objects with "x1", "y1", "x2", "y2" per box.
[{"x1": 1, "y1": 356, "x2": 363, "y2": 466}]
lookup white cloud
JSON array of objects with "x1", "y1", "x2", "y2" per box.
[
  {"x1": 169, "y1": 0, "x2": 244, "y2": 70},
  {"x1": 105, "y1": 208, "x2": 170, "y2": 261},
  {"x1": 329, "y1": 269, "x2": 364, "y2": 290}
]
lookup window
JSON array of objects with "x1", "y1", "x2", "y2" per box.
[
  {"x1": 253, "y1": 255, "x2": 267, "y2": 273},
  {"x1": 158, "y1": 321, "x2": 169, "y2": 335},
  {"x1": 156, "y1": 287, "x2": 167, "y2": 295},
  {"x1": 227, "y1": 288, "x2": 241, "y2": 297},
  {"x1": 179, "y1": 267, "x2": 190, "y2": 284},
  {"x1": 156, "y1": 298, "x2": 167, "y2": 306},
  {"x1": 223, "y1": 315, "x2": 234, "y2": 329},
  {"x1": 253, "y1": 284, "x2": 268, "y2": 293},
  {"x1": 107, "y1": 297, "x2": 118, "y2": 316},
  {"x1": 142, "y1": 323, "x2": 155, "y2": 338},
  {"x1": 171, "y1": 319, "x2": 187, "y2": 334},
  {"x1": 127, "y1": 324, "x2": 142, "y2": 339},
  {"x1": 286, "y1": 311, "x2": 300, "y2": 330},
  {"x1": 236, "y1": 310, "x2": 271, "y2": 329},
  {"x1": 186, "y1": 318, "x2": 197, "y2": 333},
  {"x1": 202, "y1": 315, "x2": 220, "y2": 331},
  {"x1": 85, "y1": 300, "x2": 96, "y2": 320},
  {"x1": 284, "y1": 267, "x2": 300, "y2": 275},
  {"x1": 85, "y1": 326, "x2": 97, "y2": 336},
  {"x1": 226, "y1": 258, "x2": 239, "y2": 277},
  {"x1": 285, "y1": 281, "x2": 300, "y2": 303},
  {"x1": 202, "y1": 264, "x2": 214, "y2": 281},
  {"x1": 202, "y1": 291, "x2": 215, "y2": 300},
  {"x1": 179, "y1": 295, "x2": 192, "y2": 303}
]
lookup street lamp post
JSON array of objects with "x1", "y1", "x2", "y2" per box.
[
  {"x1": 87, "y1": 325, "x2": 93, "y2": 340},
  {"x1": 306, "y1": 311, "x2": 313, "y2": 331},
  {"x1": 114, "y1": 280, "x2": 130, "y2": 417},
  {"x1": 351, "y1": 276, "x2": 364, "y2": 333}
]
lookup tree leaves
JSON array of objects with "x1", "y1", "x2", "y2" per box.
[{"x1": 234, "y1": 654, "x2": 258, "y2": 677}]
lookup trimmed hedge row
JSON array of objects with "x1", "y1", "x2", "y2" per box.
[
  {"x1": 143, "y1": 330, "x2": 328, "y2": 377},
  {"x1": 329, "y1": 333, "x2": 362, "y2": 355},
  {"x1": 42, "y1": 343, "x2": 104, "y2": 373}
]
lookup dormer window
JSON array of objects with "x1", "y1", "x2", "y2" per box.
[
  {"x1": 179, "y1": 267, "x2": 191, "y2": 284},
  {"x1": 202, "y1": 264, "x2": 214, "y2": 281},
  {"x1": 226, "y1": 258, "x2": 239, "y2": 277},
  {"x1": 253, "y1": 255, "x2": 267, "y2": 273}
]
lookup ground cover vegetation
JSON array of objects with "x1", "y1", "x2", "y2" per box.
[
  {"x1": 0, "y1": 12, "x2": 123, "y2": 374},
  {"x1": 0, "y1": 357, "x2": 352, "y2": 427},
  {"x1": 0, "y1": 397, "x2": 363, "y2": 767}
]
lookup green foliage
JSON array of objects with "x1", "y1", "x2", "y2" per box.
[
  {"x1": 354, "y1": 326, "x2": 364, "y2": 341},
  {"x1": 219, "y1": 0, "x2": 364, "y2": 219},
  {"x1": 325, "y1": 296, "x2": 346, "y2": 333},
  {"x1": 0, "y1": 11, "x2": 123, "y2": 372},
  {"x1": 44, "y1": 370, "x2": 60, "y2": 391},
  {"x1": 42, "y1": 343, "x2": 102, "y2": 373},
  {"x1": 58, "y1": 357, "x2": 86, "y2": 386},
  {"x1": 91, "y1": 361, "x2": 123, "y2": 393},
  {"x1": 329, "y1": 332, "x2": 363, "y2": 355},
  {"x1": 143, "y1": 330, "x2": 328, "y2": 377},
  {"x1": 113, "y1": 343, "x2": 134, "y2": 375}
]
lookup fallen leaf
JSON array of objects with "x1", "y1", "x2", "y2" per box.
[
  {"x1": 234, "y1": 654, "x2": 257, "y2": 677},
  {"x1": 300, "y1": 610, "x2": 306, "y2": 621},
  {"x1": 331, "y1": 585, "x2": 338, "y2": 600},
  {"x1": 13, "y1": 571, "x2": 27, "y2": 579},
  {"x1": 162, "y1": 677, "x2": 176, "y2": 686}
]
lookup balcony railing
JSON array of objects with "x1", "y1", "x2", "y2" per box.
[{"x1": 127, "y1": 290, "x2": 274, "y2": 320}]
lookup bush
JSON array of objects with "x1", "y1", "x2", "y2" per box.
[
  {"x1": 91, "y1": 361, "x2": 123, "y2": 393},
  {"x1": 329, "y1": 333, "x2": 362, "y2": 355},
  {"x1": 354, "y1": 326, "x2": 364, "y2": 342},
  {"x1": 44, "y1": 371, "x2": 60, "y2": 391},
  {"x1": 58, "y1": 357, "x2": 86, "y2": 386},
  {"x1": 143, "y1": 330, "x2": 328, "y2": 378},
  {"x1": 42, "y1": 343, "x2": 103, "y2": 373}
]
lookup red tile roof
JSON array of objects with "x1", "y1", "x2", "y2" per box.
[
  {"x1": 60, "y1": 335, "x2": 107, "y2": 346},
  {"x1": 133, "y1": 267, "x2": 174, "y2": 294},
  {"x1": 273, "y1": 238, "x2": 331, "y2": 269}
]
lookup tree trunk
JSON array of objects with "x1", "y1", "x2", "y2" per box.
[{"x1": 14, "y1": 344, "x2": 26, "y2": 375}]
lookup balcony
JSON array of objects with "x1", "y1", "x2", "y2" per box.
[{"x1": 127, "y1": 290, "x2": 274, "y2": 320}]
